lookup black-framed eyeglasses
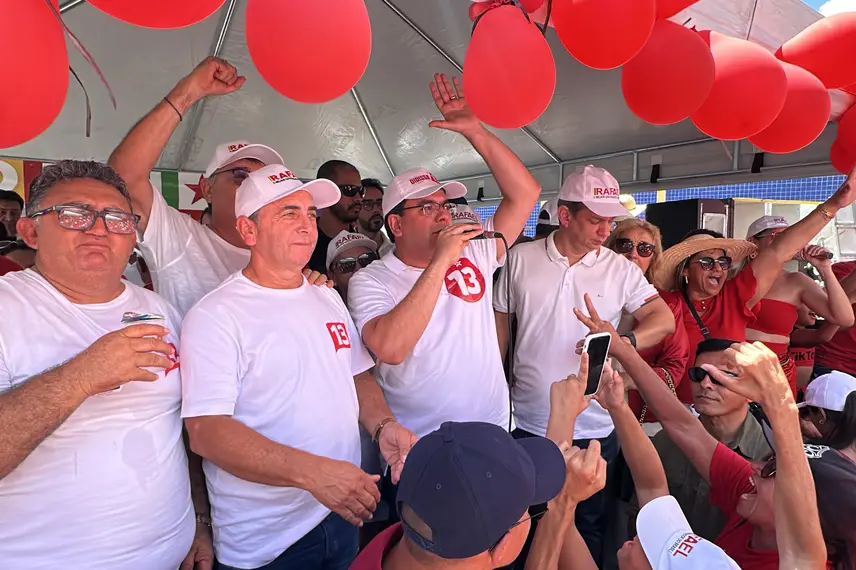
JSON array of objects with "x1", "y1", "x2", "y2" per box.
[
  {"x1": 213, "y1": 167, "x2": 251, "y2": 184},
  {"x1": 695, "y1": 256, "x2": 732, "y2": 271},
  {"x1": 331, "y1": 252, "x2": 378, "y2": 274},
  {"x1": 29, "y1": 204, "x2": 140, "y2": 235},
  {"x1": 360, "y1": 199, "x2": 383, "y2": 212},
  {"x1": 397, "y1": 201, "x2": 454, "y2": 217},
  {"x1": 614, "y1": 237, "x2": 655, "y2": 258},
  {"x1": 688, "y1": 367, "x2": 737, "y2": 386},
  {"x1": 338, "y1": 185, "x2": 366, "y2": 198}
]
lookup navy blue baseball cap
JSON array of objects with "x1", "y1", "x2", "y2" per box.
[{"x1": 396, "y1": 421, "x2": 566, "y2": 560}]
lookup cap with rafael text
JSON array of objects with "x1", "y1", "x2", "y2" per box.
[
  {"x1": 235, "y1": 164, "x2": 340, "y2": 219},
  {"x1": 451, "y1": 203, "x2": 482, "y2": 226},
  {"x1": 798, "y1": 371, "x2": 856, "y2": 412},
  {"x1": 746, "y1": 215, "x2": 790, "y2": 239},
  {"x1": 383, "y1": 167, "x2": 467, "y2": 217},
  {"x1": 396, "y1": 421, "x2": 566, "y2": 560},
  {"x1": 638, "y1": 496, "x2": 740, "y2": 570},
  {"x1": 204, "y1": 140, "x2": 283, "y2": 178},
  {"x1": 558, "y1": 165, "x2": 627, "y2": 219},
  {"x1": 326, "y1": 231, "x2": 378, "y2": 270}
]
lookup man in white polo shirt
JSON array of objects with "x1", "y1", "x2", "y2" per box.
[
  {"x1": 347, "y1": 73, "x2": 541, "y2": 439},
  {"x1": 326, "y1": 230, "x2": 379, "y2": 302},
  {"x1": 180, "y1": 165, "x2": 417, "y2": 570},
  {"x1": 0, "y1": 160, "x2": 202, "y2": 569},
  {"x1": 494, "y1": 165, "x2": 675, "y2": 564}
]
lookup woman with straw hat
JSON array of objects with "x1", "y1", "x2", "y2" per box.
[{"x1": 650, "y1": 169, "x2": 856, "y2": 404}]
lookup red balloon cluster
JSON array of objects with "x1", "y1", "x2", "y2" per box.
[
  {"x1": 831, "y1": 141, "x2": 856, "y2": 176},
  {"x1": 1, "y1": 0, "x2": 69, "y2": 148},
  {"x1": 833, "y1": 106, "x2": 856, "y2": 175},
  {"x1": 246, "y1": 0, "x2": 372, "y2": 104},
  {"x1": 776, "y1": 12, "x2": 856, "y2": 90},
  {"x1": 464, "y1": 5, "x2": 556, "y2": 129},
  {"x1": 87, "y1": 0, "x2": 225, "y2": 29}
]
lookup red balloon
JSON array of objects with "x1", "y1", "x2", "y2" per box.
[
  {"x1": 839, "y1": 105, "x2": 856, "y2": 155},
  {"x1": 831, "y1": 141, "x2": 856, "y2": 175},
  {"x1": 553, "y1": 0, "x2": 656, "y2": 70},
  {"x1": 246, "y1": 0, "x2": 372, "y2": 104},
  {"x1": 657, "y1": 0, "x2": 700, "y2": 20},
  {"x1": 521, "y1": 0, "x2": 546, "y2": 12},
  {"x1": 464, "y1": 6, "x2": 556, "y2": 129},
  {"x1": 0, "y1": 0, "x2": 68, "y2": 148},
  {"x1": 87, "y1": 0, "x2": 225, "y2": 29},
  {"x1": 776, "y1": 13, "x2": 856, "y2": 90},
  {"x1": 691, "y1": 31, "x2": 787, "y2": 141},
  {"x1": 621, "y1": 20, "x2": 714, "y2": 125},
  {"x1": 749, "y1": 63, "x2": 830, "y2": 154}
]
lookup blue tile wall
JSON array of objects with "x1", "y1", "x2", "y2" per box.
[
  {"x1": 663, "y1": 175, "x2": 846, "y2": 203},
  {"x1": 472, "y1": 204, "x2": 540, "y2": 237}
]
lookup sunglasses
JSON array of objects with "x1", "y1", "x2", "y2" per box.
[
  {"x1": 338, "y1": 185, "x2": 366, "y2": 198},
  {"x1": 760, "y1": 454, "x2": 777, "y2": 479},
  {"x1": 214, "y1": 167, "x2": 251, "y2": 184},
  {"x1": 360, "y1": 199, "x2": 383, "y2": 212},
  {"x1": 614, "y1": 237, "x2": 655, "y2": 258},
  {"x1": 29, "y1": 204, "x2": 139, "y2": 235},
  {"x1": 694, "y1": 256, "x2": 733, "y2": 271},
  {"x1": 688, "y1": 367, "x2": 738, "y2": 386},
  {"x1": 331, "y1": 251, "x2": 378, "y2": 274}
]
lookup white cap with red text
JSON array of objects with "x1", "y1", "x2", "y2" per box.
[
  {"x1": 557, "y1": 165, "x2": 627, "y2": 219},
  {"x1": 235, "y1": 164, "x2": 341, "y2": 219},
  {"x1": 382, "y1": 167, "x2": 467, "y2": 216},
  {"x1": 204, "y1": 140, "x2": 284, "y2": 178},
  {"x1": 746, "y1": 215, "x2": 790, "y2": 239},
  {"x1": 452, "y1": 203, "x2": 482, "y2": 226},
  {"x1": 637, "y1": 496, "x2": 740, "y2": 570},
  {"x1": 797, "y1": 371, "x2": 856, "y2": 412},
  {"x1": 326, "y1": 231, "x2": 378, "y2": 270}
]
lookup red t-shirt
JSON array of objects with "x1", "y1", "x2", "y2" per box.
[
  {"x1": 350, "y1": 523, "x2": 403, "y2": 570},
  {"x1": 816, "y1": 262, "x2": 856, "y2": 376},
  {"x1": 661, "y1": 267, "x2": 761, "y2": 403},
  {"x1": 0, "y1": 256, "x2": 22, "y2": 276}
]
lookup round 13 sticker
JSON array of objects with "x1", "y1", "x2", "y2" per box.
[{"x1": 444, "y1": 258, "x2": 486, "y2": 303}]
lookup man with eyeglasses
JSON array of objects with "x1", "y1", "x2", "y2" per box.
[
  {"x1": 326, "y1": 231, "x2": 379, "y2": 302},
  {"x1": 358, "y1": 178, "x2": 394, "y2": 258},
  {"x1": 307, "y1": 160, "x2": 366, "y2": 274},
  {"x1": 108, "y1": 57, "x2": 290, "y2": 316},
  {"x1": 347, "y1": 73, "x2": 541, "y2": 440},
  {"x1": 0, "y1": 160, "x2": 212, "y2": 569}
]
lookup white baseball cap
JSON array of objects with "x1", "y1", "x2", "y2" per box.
[
  {"x1": 204, "y1": 140, "x2": 284, "y2": 178},
  {"x1": 452, "y1": 203, "x2": 482, "y2": 226},
  {"x1": 326, "y1": 231, "x2": 378, "y2": 270},
  {"x1": 637, "y1": 496, "x2": 740, "y2": 570},
  {"x1": 235, "y1": 164, "x2": 340, "y2": 219},
  {"x1": 558, "y1": 166, "x2": 627, "y2": 219},
  {"x1": 798, "y1": 371, "x2": 856, "y2": 412},
  {"x1": 746, "y1": 215, "x2": 790, "y2": 239},
  {"x1": 538, "y1": 199, "x2": 560, "y2": 227},
  {"x1": 382, "y1": 167, "x2": 467, "y2": 216}
]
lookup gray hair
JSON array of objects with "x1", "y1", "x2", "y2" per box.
[{"x1": 27, "y1": 160, "x2": 132, "y2": 214}]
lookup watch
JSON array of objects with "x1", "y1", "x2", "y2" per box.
[
  {"x1": 620, "y1": 332, "x2": 637, "y2": 348},
  {"x1": 196, "y1": 513, "x2": 212, "y2": 527}
]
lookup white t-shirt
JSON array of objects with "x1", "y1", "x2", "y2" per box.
[
  {"x1": 180, "y1": 273, "x2": 373, "y2": 569},
  {"x1": 0, "y1": 270, "x2": 194, "y2": 570},
  {"x1": 495, "y1": 233, "x2": 659, "y2": 439},
  {"x1": 139, "y1": 182, "x2": 250, "y2": 316},
  {"x1": 348, "y1": 239, "x2": 509, "y2": 438}
]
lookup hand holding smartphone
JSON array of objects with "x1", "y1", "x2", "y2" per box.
[{"x1": 582, "y1": 332, "x2": 612, "y2": 396}]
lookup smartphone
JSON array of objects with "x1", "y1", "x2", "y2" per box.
[{"x1": 582, "y1": 332, "x2": 612, "y2": 396}]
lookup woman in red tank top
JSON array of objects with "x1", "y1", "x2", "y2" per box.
[{"x1": 744, "y1": 216, "x2": 854, "y2": 396}]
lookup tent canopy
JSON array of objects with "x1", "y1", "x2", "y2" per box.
[{"x1": 6, "y1": 0, "x2": 851, "y2": 201}]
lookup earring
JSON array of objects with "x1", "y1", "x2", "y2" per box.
[{"x1": 749, "y1": 252, "x2": 757, "y2": 260}]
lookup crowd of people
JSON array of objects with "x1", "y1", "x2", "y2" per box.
[{"x1": 2, "y1": 56, "x2": 856, "y2": 570}]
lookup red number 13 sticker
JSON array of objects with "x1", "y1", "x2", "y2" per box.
[
  {"x1": 327, "y1": 322, "x2": 351, "y2": 351},
  {"x1": 445, "y1": 258, "x2": 486, "y2": 303}
]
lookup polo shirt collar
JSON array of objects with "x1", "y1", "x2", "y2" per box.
[
  {"x1": 546, "y1": 232, "x2": 600, "y2": 267},
  {"x1": 729, "y1": 411, "x2": 772, "y2": 460},
  {"x1": 382, "y1": 250, "x2": 422, "y2": 275}
]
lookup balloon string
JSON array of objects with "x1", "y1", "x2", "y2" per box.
[
  {"x1": 471, "y1": 0, "x2": 533, "y2": 34},
  {"x1": 536, "y1": 0, "x2": 553, "y2": 36},
  {"x1": 44, "y1": 0, "x2": 117, "y2": 137}
]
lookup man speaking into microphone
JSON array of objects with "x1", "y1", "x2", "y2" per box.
[{"x1": 347, "y1": 73, "x2": 541, "y2": 439}]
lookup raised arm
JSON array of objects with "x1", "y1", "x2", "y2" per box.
[
  {"x1": 428, "y1": 74, "x2": 541, "y2": 252},
  {"x1": 107, "y1": 57, "x2": 244, "y2": 231},
  {"x1": 797, "y1": 248, "x2": 855, "y2": 327},
  {"x1": 0, "y1": 325, "x2": 174, "y2": 480},
  {"x1": 749, "y1": 167, "x2": 856, "y2": 308},
  {"x1": 628, "y1": 297, "x2": 675, "y2": 351},
  {"x1": 705, "y1": 343, "x2": 827, "y2": 570}
]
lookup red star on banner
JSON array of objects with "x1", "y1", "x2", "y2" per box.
[{"x1": 187, "y1": 180, "x2": 205, "y2": 205}]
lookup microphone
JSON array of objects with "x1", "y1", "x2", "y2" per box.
[
  {"x1": 793, "y1": 249, "x2": 834, "y2": 261},
  {"x1": 471, "y1": 231, "x2": 505, "y2": 240}
]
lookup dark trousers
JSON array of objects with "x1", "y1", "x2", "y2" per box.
[
  {"x1": 509, "y1": 428, "x2": 620, "y2": 569},
  {"x1": 214, "y1": 513, "x2": 358, "y2": 570}
]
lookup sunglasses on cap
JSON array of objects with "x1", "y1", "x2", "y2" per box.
[
  {"x1": 29, "y1": 204, "x2": 140, "y2": 235},
  {"x1": 694, "y1": 256, "x2": 732, "y2": 271},
  {"x1": 614, "y1": 237, "x2": 655, "y2": 258},
  {"x1": 338, "y1": 185, "x2": 366, "y2": 198},
  {"x1": 688, "y1": 367, "x2": 738, "y2": 386},
  {"x1": 331, "y1": 251, "x2": 378, "y2": 274}
]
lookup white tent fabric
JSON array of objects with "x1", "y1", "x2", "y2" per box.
[{"x1": 4, "y1": 0, "x2": 851, "y2": 201}]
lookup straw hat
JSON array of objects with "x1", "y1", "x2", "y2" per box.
[{"x1": 650, "y1": 234, "x2": 757, "y2": 291}]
